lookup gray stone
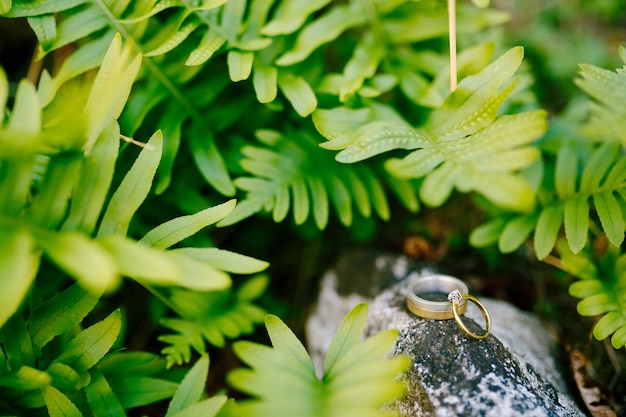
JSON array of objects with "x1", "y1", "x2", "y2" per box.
[{"x1": 306, "y1": 250, "x2": 584, "y2": 417}]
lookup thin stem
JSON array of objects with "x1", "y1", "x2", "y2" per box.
[
  {"x1": 26, "y1": 42, "x2": 43, "y2": 85},
  {"x1": 120, "y1": 134, "x2": 155, "y2": 150},
  {"x1": 448, "y1": 0, "x2": 457, "y2": 92}
]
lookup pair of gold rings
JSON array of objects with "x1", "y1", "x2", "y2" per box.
[{"x1": 406, "y1": 274, "x2": 491, "y2": 340}]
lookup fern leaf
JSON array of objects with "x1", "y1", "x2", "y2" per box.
[
  {"x1": 498, "y1": 214, "x2": 537, "y2": 253},
  {"x1": 186, "y1": 27, "x2": 226, "y2": 66},
  {"x1": 317, "y1": 47, "x2": 547, "y2": 211},
  {"x1": 561, "y1": 244, "x2": 626, "y2": 349},
  {"x1": 29, "y1": 283, "x2": 99, "y2": 353},
  {"x1": 62, "y1": 122, "x2": 120, "y2": 234},
  {"x1": 220, "y1": 129, "x2": 399, "y2": 228},
  {"x1": 97, "y1": 235, "x2": 180, "y2": 285},
  {"x1": 42, "y1": 385, "x2": 83, "y2": 417},
  {"x1": 84, "y1": 33, "x2": 142, "y2": 150},
  {"x1": 37, "y1": 231, "x2": 119, "y2": 294},
  {"x1": 334, "y1": 122, "x2": 430, "y2": 164},
  {"x1": 580, "y1": 140, "x2": 619, "y2": 191},
  {"x1": 188, "y1": 122, "x2": 235, "y2": 196},
  {"x1": 482, "y1": 139, "x2": 625, "y2": 257},
  {"x1": 563, "y1": 197, "x2": 589, "y2": 254},
  {"x1": 3, "y1": 0, "x2": 83, "y2": 16},
  {"x1": 469, "y1": 218, "x2": 505, "y2": 248},
  {"x1": 252, "y1": 59, "x2": 278, "y2": 103},
  {"x1": 555, "y1": 143, "x2": 579, "y2": 198},
  {"x1": 159, "y1": 276, "x2": 267, "y2": 367},
  {"x1": 277, "y1": 71, "x2": 317, "y2": 117},
  {"x1": 576, "y1": 58, "x2": 626, "y2": 145},
  {"x1": 261, "y1": 0, "x2": 330, "y2": 36},
  {"x1": 229, "y1": 303, "x2": 409, "y2": 417},
  {"x1": 42, "y1": 6, "x2": 107, "y2": 57},
  {"x1": 165, "y1": 355, "x2": 209, "y2": 417},
  {"x1": 84, "y1": 369, "x2": 127, "y2": 417},
  {"x1": 27, "y1": 14, "x2": 57, "y2": 53},
  {"x1": 339, "y1": 31, "x2": 385, "y2": 102},
  {"x1": 98, "y1": 130, "x2": 163, "y2": 237},
  {"x1": 534, "y1": 204, "x2": 565, "y2": 260},
  {"x1": 593, "y1": 191, "x2": 624, "y2": 247},
  {"x1": 323, "y1": 303, "x2": 368, "y2": 376},
  {"x1": 144, "y1": 14, "x2": 201, "y2": 57},
  {"x1": 140, "y1": 200, "x2": 236, "y2": 249},
  {"x1": 171, "y1": 248, "x2": 268, "y2": 274},
  {"x1": 275, "y1": 2, "x2": 366, "y2": 66},
  {"x1": 307, "y1": 176, "x2": 330, "y2": 228},
  {"x1": 228, "y1": 51, "x2": 254, "y2": 82}
]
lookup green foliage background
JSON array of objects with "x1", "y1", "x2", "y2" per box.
[{"x1": 0, "y1": 0, "x2": 625, "y2": 415}]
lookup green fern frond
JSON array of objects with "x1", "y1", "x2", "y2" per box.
[
  {"x1": 575, "y1": 46, "x2": 626, "y2": 146},
  {"x1": 218, "y1": 128, "x2": 417, "y2": 229},
  {"x1": 477, "y1": 140, "x2": 626, "y2": 260},
  {"x1": 559, "y1": 242, "x2": 626, "y2": 349},
  {"x1": 158, "y1": 275, "x2": 269, "y2": 368},
  {"x1": 315, "y1": 47, "x2": 548, "y2": 212},
  {"x1": 228, "y1": 303, "x2": 410, "y2": 417}
]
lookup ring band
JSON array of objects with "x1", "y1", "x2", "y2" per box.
[
  {"x1": 450, "y1": 292, "x2": 491, "y2": 340},
  {"x1": 406, "y1": 275, "x2": 468, "y2": 320}
]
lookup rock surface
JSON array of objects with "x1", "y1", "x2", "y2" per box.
[{"x1": 306, "y1": 250, "x2": 584, "y2": 417}]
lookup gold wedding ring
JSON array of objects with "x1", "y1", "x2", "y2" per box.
[
  {"x1": 406, "y1": 275, "x2": 491, "y2": 340},
  {"x1": 406, "y1": 275, "x2": 468, "y2": 320},
  {"x1": 449, "y1": 291, "x2": 491, "y2": 340}
]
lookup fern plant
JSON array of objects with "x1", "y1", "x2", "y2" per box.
[
  {"x1": 228, "y1": 303, "x2": 410, "y2": 417},
  {"x1": 0, "y1": 28, "x2": 272, "y2": 414},
  {"x1": 469, "y1": 47, "x2": 626, "y2": 348},
  {"x1": 0, "y1": 32, "x2": 272, "y2": 327},
  {"x1": 314, "y1": 46, "x2": 548, "y2": 212},
  {"x1": 2, "y1": 0, "x2": 510, "y2": 230},
  {"x1": 0, "y1": 281, "x2": 228, "y2": 415},
  {"x1": 217, "y1": 128, "x2": 416, "y2": 228},
  {"x1": 558, "y1": 241, "x2": 626, "y2": 349}
]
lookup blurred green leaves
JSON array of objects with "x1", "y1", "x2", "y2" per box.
[{"x1": 228, "y1": 303, "x2": 410, "y2": 416}]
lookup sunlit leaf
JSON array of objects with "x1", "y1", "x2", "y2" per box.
[
  {"x1": 228, "y1": 51, "x2": 254, "y2": 82},
  {"x1": 323, "y1": 303, "x2": 367, "y2": 376},
  {"x1": 98, "y1": 234, "x2": 180, "y2": 284},
  {"x1": 53, "y1": 309, "x2": 122, "y2": 375},
  {"x1": 84, "y1": 33, "x2": 141, "y2": 151},
  {"x1": 165, "y1": 355, "x2": 209, "y2": 417},
  {"x1": 534, "y1": 204, "x2": 565, "y2": 260},
  {"x1": 172, "y1": 248, "x2": 268, "y2": 274},
  {"x1": 42, "y1": 385, "x2": 83, "y2": 417},
  {"x1": 98, "y1": 130, "x2": 163, "y2": 237},
  {"x1": 38, "y1": 232, "x2": 118, "y2": 294},
  {"x1": 63, "y1": 121, "x2": 120, "y2": 234},
  {"x1": 277, "y1": 72, "x2": 317, "y2": 117},
  {"x1": 0, "y1": 227, "x2": 39, "y2": 328},
  {"x1": 470, "y1": 218, "x2": 505, "y2": 248},
  {"x1": 141, "y1": 200, "x2": 236, "y2": 249},
  {"x1": 563, "y1": 197, "x2": 589, "y2": 254},
  {"x1": 30, "y1": 283, "x2": 100, "y2": 352}
]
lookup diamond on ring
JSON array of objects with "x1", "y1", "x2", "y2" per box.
[{"x1": 448, "y1": 290, "x2": 463, "y2": 304}]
